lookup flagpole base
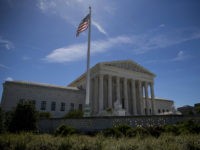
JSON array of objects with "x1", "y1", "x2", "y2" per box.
[{"x1": 84, "y1": 104, "x2": 91, "y2": 117}]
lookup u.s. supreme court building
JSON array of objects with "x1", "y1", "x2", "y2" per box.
[{"x1": 1, "y1": 60, "x2": 175, "y2": 117}]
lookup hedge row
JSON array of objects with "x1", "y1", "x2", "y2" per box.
[{"x1": 102, "y1": 120, "x2": 200, "y2": 138}]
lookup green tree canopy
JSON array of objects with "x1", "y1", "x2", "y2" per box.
[{"x1": 9, "y1": 101, "x2": 38, "y2": 132}]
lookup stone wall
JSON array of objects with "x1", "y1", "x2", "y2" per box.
[
  {"x1": 1, "y1": 81, "x2": 85, "y2": 118},
  {"x1": 38, "y1": 115, "x2": 200, "y2": 133},
  {"x1": 154, "y1": 98, "x2": 174, "y2": 114}
]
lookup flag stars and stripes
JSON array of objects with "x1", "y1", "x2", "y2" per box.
[{"x1": 76, "y1": 14, "x2": 90, "y2": 37}]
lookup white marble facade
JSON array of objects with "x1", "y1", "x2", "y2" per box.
[
  {"x1": 69, "y1": 60, "x2": 174, "y2": 116},
  {"x1": 1, "y1": 60, "x2": 174, "y2": 117}
]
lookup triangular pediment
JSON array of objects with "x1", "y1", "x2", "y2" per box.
[
  {"x1": 68, "y1": 59, "x2": 155, "y2": 87},
  {"x1": 101, "y1": 60, "x2": 155, "y2": 76}
]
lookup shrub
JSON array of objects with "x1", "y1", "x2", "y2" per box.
[
  {"x1": 126, "y1": 128, "x2": 137, "y2": 137},
  {"x1": 0, "y1": 108, "x2": 5, "y2": 133},
  {"x1": 147, "y1": 126, "x2": 164, "y2": 138},
  {"x1": 9, "y1": 101, "x2": 38, "y2": 132},
  {"x1": 39, "y1": 112, "x2": 51, "y2": 119},
  {"x1": 163, "y1": 120, "x2": 200, "y2": 135},
  {"x1": 0, "y1": 132, "x2": 200, "y2": 150},
  {"x1": 106, "y1": 107, "x2": 113, "y2": 113},
  {"x1": 64, "y1": 110, "x2": 83, "y2": 118},
  {"x1": 164, "y1": 124, "x2": 179, "y2": 135},
  {"x1": 195, "y1": 106, "x2": 200, "y2": 114},
  {"x1": 26, "y1": 134, "x2": 59, "y2": 150},
  {"x1": 133, "y1": 126, "x2": 150, "y2": 137},
  {"x1": 115, "y1": 124, "x2": 132, "y2": 136},
  {"x1": 192, "y1": 122, "x2": 200, "y2": 134},
  {"x1": 56, "y1": 120, "x2": 200, "y2": 139},
  {"x1": 103, "y1": 127, "x2": 123, "y2": 138},
  {"x1": 55, "y1": 125, "x2": 76, "y2": 136},
  {"x1": 177, "y1": 119, "x2": 200, "y2": 134},
  {"x1": 4, "y1": 111, "x2": 13, "y2": 132},
  {"x1": 103, "y1": 124, "x2": 151, "y2": 138},
  {"x1": 58, "y1": 141, "x2": 72, "y2": 150}
]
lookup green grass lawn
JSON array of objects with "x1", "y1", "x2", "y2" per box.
[{"x1": 0, "y1": 133, "x2": 200, "y2": 150}]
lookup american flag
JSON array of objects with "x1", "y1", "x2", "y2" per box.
[{"x1": 76, "y1": 14, "x2": 90, "y2": 37}]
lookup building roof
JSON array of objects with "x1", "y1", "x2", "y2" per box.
[
  {"x1": 4, "y1": 80, "x2": 80, "y2": 91},
  {"x1": 68, "y1": 59, "x2": 155, "y2": 86},
  {"x1": 154, "y1": 97, "x2": 174, "y2": 103}
]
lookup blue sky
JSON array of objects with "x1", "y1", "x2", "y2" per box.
[{"x1": 0, "y1": 0, "x2": 200, "y2": 108}]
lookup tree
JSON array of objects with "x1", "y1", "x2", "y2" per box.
[
  {"x1": 0, "y1": 107, "x2": 5, "y2": 133},
  {"x1": 195, "y1": 106, "x2": 200, "y2": 114},
  {"x1": 9, "y1": 101, "x2": 38, "y2": 132}
]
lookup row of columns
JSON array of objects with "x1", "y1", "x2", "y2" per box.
[{"x1": 91, "y1": 74, "x2": 155, "y2": 116}]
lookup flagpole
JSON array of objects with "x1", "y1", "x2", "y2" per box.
[{"x1": 84, "y1": 6, "x2": 91, "y2": 117}]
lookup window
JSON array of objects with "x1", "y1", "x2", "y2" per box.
[
  {"x1": 60, "y1": 102, "x2": 65, "y2": 111},
  {"x1": 41, "y1": 101, "x2": 46, "y2": 110},
  {"x1": 166, "y1": 109, "x2": 169, "y2": 112},
  {"x1": 162, "y1": 109, "x2": 165, "y2": 113},
  {"x1": 51, "y1": 102, "x2": 56, "y2": 111},
  {"x1": 149, "y1": 109, "x2": 151, "y2": 114},
  {"x1": 158, "y1": 109, "x2": 161, "y2": 113},
  {"x1": 70, "y1": 103, "x2": 74, "y2": 111},
  {"x1": 78, "y1": 104, "x2": 82, "y2": 111}
]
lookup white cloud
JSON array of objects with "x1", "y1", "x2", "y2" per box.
[
  {"x1": 5, "y1": 77, "x2": 13, "y2": 81},
  {"x1": 36, "y1": 1, "x2": 200, "y2": 54},
  {"x1": 37, "y1": 0, "x2": 88, "y2": 23},
  {"x1": 0, "y1": 36, "x2": 14, "y2": 50},
  {"x1": 159, "y1": 24, "x2": 165, "y2": 28},
  {"x1": 92, "y1": 21, "x2": 107, "y2": 36},
  {"x1": 44, "y1": 27, "x2": 200, "y2": 63},
  {"x1": 174, "y1": 51, "x2": 184, "y2": 61},
  {"x1": 22, "y1": 56, "x2": 31, "y2": 61},
  {"x1": 37, "y1": 0, "x2": 56, "y2": 12},
  {"x1": 129, "y1": 27, "x2": 200, "y2": 54},
  {"x1": 36, "y1": 0, "x2": 115, "y2": 35},
  {"x1": 44, "y1": 36, "x2": 132, "y2": 63},
  {"x1": 103, "y1": 5, "x2": 116, "y2": 15},
  {"x1": 172, "y1": 51, "x2": 190, "y2": 61},
  {"x1": 0, "y1": 64, "x2": 10, "y2": 70},
  {"x1": 45, "y1": 43, "x2": 86, "y2": 63},
  {"x1": 144, "y1": 50, "x2": 192, "y2": 64}
]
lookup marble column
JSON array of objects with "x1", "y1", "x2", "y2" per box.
[
  {"x1": 108, "y1": 75, "x2": 112, "y2": 108},
  {"x1": 94, "y1": 76, "x2": 98, "y2": 114},
  {"x1": 138, "y1": 80, "x2": 144, "y2": 115},
  {"x1": 144, "y1": 82, "x2": 149, "y2": 115},
  {"x1": 131, "y1": 79, "x2": 137, "y2": 115},
  {"x1": 99, "y1": 74, "x2": 104, "y2": 112},
  {"x1": 150, "y1": 82, "x2": 155, "y2": 115},
  {"x1": 123, "y1": 78, "x2": 128, "y2": 113},
  {"x1": 116, "y1": 76, "x2": 121, "y2": 102},
  {"x1": 90, "y1": 78, "x2": 94, "y2": 110}
]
